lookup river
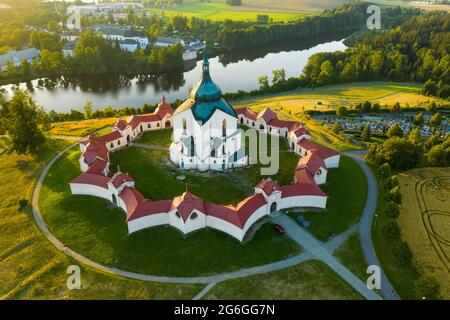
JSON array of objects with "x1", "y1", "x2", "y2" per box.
[{"x1": 1, "y1": 37, "x2": 347, "y2": 112}]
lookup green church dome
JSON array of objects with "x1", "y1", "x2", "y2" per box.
[{"x1": 182, "y1": 51, "x2": 237, "y2": 124}]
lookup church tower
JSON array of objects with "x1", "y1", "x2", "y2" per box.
[{"x1": 169, "y1": 50, "x2": 248, "y2": 171}]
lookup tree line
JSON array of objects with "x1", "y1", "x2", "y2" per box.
[
  {"x1": 217, "y1": 4, "x2": 420, "y2": 49},
  {"x1": 301, "y1": 12, "x2": 450, "y2": 98}
]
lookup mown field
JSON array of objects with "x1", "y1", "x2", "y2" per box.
[
  {"x1": 0, "y1": 139, "x2": 202, "y2": 299},
  {"x1": 204, "y1": 259, "x2": 362, "y2": 300},
  {"x1": 397, "y1": 167, "x2": 450, "y2": 299}
]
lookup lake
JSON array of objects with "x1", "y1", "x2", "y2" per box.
[{"x1": 1, "y1": 37, "x2": 347, "y2": 112}]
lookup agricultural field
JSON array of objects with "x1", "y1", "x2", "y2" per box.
[
  {"x1": 145, "y1": 0, "x2": 319, "y2": 22},
  {"x1": 397, "y1": 167, "x2": 450, "y2": 299},
  {"x1": 233, "y1": 82, "x2": 439, "y2": 114},
  {"x1": 49, "y1": 118, "x2": 116, "y2": 137}
]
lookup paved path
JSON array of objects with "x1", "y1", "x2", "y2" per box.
[
  {"x1": 271, "y1": 215, "x2": 382, "y2": 300},
  {"x1": 345, "y1": 150, "x2": 400, "y2": 300}
]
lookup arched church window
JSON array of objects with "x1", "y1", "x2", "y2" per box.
[
  {"x1": 190, "y1": 137, "x2": 195, "y2": 157},
  {"x1": 190, "y1": 212, "x2": 198, "y2": 220},
  {"x1": 222, "y1": 144, "x2": 225, "y2": 155},
  {"x1": 175, "y1": 211, "x2": 181, "y2": 218},
  {"x1": 222, "y1": 119, "x2": 227, "y2": 137},
  {"x1": 182, "y1": 118, "x2": 187, "y2": 132},
  {"x1": 317, "y1": 169, "x2": 322, "y2": 176}
]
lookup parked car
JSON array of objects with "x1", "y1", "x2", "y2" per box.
[{"x1": 272, "y1": 223, "x2": 285, "y2": 234}]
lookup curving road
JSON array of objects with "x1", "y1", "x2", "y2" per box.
[
  {"x1": 345, "y1": 150, "x2": 400, "y2": 300},
  {"x1": 31, "y1": 139, "x2": 394, "y2": 299}
]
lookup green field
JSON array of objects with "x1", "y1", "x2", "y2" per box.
[
  {"x1": 334, "y1": 232, "x2": 369, "y2": 281},
  {"x1": 146, "y1": 1, "x2": 310, "y2": 22},
  {"x1": 0, "y1": 139, "x2": 202, "y2": 299},
  {"x1": 288, "y1": 155, "x2": 367, "y2": 241},
  {"x1": 204, "y1": 259, "x2": 362, "y2": 300}
]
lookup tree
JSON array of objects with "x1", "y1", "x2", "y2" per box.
[
  {"x1": 378, "y1": 163, "x2": 392, "y2": 177},
  {"x1": 257, "y1": 75, "x2": 269, "y2": 91},
  {"x1": 387, "y1": 123, "x2": 403, "y2": 138},
  {"x1": 415, "y1": 276, "x2": 440, "y2": 300},
  {"x1": 84, "y1": 100, "x2": 93, "y2": 119},
  {"x1": 336, "y1": 106, "x2": 348, "y2": 117},
  {"x1": 332, "y1": 121, "x2": 341, "y2": 134},
  {"x1": 429, "y1": 112, "x2": 443, "y2": 127},
  {"x1": 226, "y1": 0, "x2": 242, "y2": 5},
  {"x1": 272, "y1": 69, "x2": 286, "y2": 85},
  {"x1": 413, "y1": 112, "x2": 424, "y2": 127},
  {"x1": 381, "y1": 219, "x2": 400, "y2": 239},
  {"x1": 389, "y1": 185, "x2": 402, "y2": 204},
  {"x1": 384, "y1": 201, "x2": 400, "y2": 218},
  {"x1": 0, "y1": 90, "x2": 49, "y2": 153},
  {"x1": 407, "y1": 127, "x2": 422, "y2": 145},
  {"x1": 393, "y1": 242, "x2": 413, "y2": 264},
  {"x1": 360, "y1": 124, "x2": 372, "y2": 142},
  {"x1": 379, "y1": 137, "x2": 422, "y2": 170},
  {"x1": 426, "y1": 144, "x2": 449, "y2": 167}
]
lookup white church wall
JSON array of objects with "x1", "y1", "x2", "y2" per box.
[
  {"x1": 183, "y1": 210, "x2": 207, "y2": 234},
  {"x1": 127, "y1": 213, "x2": 169, "y2": 234},
  {"x1": 278, "y1": 195, "x2": 327, "y2": 211},
  {"x1": 206, "y1": 216, "x2": 244, "y2": 242},
  {"x1": 242, "y1": 204, "x2": 269, "y2": 235},
  {"x1": 70, "y1": 183, "x2": 113, "y2": 202},
  {"x1": 324, "y1": 155, "x2": 340, "y2": 169}
]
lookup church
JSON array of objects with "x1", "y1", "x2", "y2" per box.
[{"x1": 169, "y1": 52, "x2": 248, "y2": 171}]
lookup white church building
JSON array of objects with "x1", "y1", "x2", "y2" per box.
[{"x1": 169, "y1": 53, "x2": 248, "y2": 171}]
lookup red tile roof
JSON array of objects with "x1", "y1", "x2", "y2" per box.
[
  {"x1": 292, "y1": 127, "x2": 310, "y2": 137},
  {"x1": 256, "y1": 179, "x2": 281, "y2": 196},
  {"x1": 280, "y1": 183, "x2": 327, "y2": 198},
  {"x1": 236, "y1": 107, "x2": 257, "y2": 120},
  {"x1": 268, "y1": 118, "x2": 297, "y2": 129},
  {"x1": 114, "y1": 118, "x2": 127, "y2": 131},
  {"x1": 234, "y1": 194, "x2": 267, "y2": 228},
  {"x1": 294, "y1": 167, "x2": 316, "y2": 184},
  {"x1": 297, "y1": 152, "x2": 327, "y2": 175},
  {"x1": 81, "y1": 136, "x2": 109, "y2": 165},
  {"x1": 70, "y1": 173, "x2": 110, "y2": 188},
  {"x1": 257, "y1": 108, "x2": 277, "y2": 123},
  {"x1": 129, "y1": 114, "x2": 161, "y2": 129},
  {"x1": 119, "y1": 187, "x2": 145, "y2": 215},
  {"x1": 127, "y1": 199, "x2": 172, "y2": 222},
  {"x1": 110, "y1": 172, "x2": 134, "y2": 188},
  {"x1": 155, "y1": 96, "x2": 173, "y2": 119},
  {"x1": 205, "y1": 202, "x2": 241, "y2": 228},
  {"x1": 85, "y1": 159, "x2": 108, "y2": 175},
  {"x1": 297, "y1": 139, "x2": 339, "y2": 159},
  {"x1": 170, "y1": 192, "x2": 205, "y2": 221},
  {"x1": 80, "y1": 131, "x2": 122, "y2": 146}
]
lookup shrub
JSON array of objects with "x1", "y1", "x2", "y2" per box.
[
  {"x1": 389, "y1": 186, "x2": 402, "y2": 204},
  {"x1": 381, "y1": 219, "x2": 400, "y2": 239},
  {"x1": 384, "y1": 175, "x2": 399, "y2": 190},
  {"x1": 378, "y1": 163, "x2": 392, "y2": 177},
  {"x1": 19, "y1": 198, "x2": 28, "y2": 209},
  {"x1": 415, "y1": 276, "x2": 440, "y2": 300},
  {"x1": 393, "y1": 241, "x2": 413, "y2": 264},
  {"x1": 384, "y1": 201, "x2": 400, "y2": 218}
]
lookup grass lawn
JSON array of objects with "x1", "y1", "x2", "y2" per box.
[
  {"x1": 39, "y1": 146, "x2": 300, "y2": 276},
  {"x1": 203, "y1": 259, "x2": 363, "y2": 300},
  {"x1": 136, "y1": 129, "x2": 173, "y2": 147},
  {"x1": 0, "y1": 139, "x2": 201, "y2": 299},
  {"x1": 49, "y1": 118, "x2": 116, "y2": 137},
  {"x1": 145, "y1": 1, "x2": 309, "y2": 22},
  {"x1": 371, "y1": 167, "x2": 421, "y2": 300},
  {"x1": 334, "y1": 232, "x2": 368, "y2": 281},
  {"x1": 288, "y1": 155, "x2": 367, "y2": 241}
]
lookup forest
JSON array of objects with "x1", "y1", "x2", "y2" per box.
[{"x1": 301, "y1": 12, "x2": 450, "y2": 98}]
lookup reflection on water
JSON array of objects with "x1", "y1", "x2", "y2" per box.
[{"x1": 2, "y1": 36, "x2": 347, "y2": 112}]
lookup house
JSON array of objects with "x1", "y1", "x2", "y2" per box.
[
  {"x1": 182, "y1": 47, "x2": 197, "y2": 61},
  {"x1": 93, "y1": 25, "x2": 149, "y2": 52},
  {"x1": 154, "y1": 36, "x2": 185, "y2": 48},
  {"x1": 62, "y1": 40, "x2": 77, "y2": 58},
  {"x1": 0, "y1": 48, "x2": 40, "y2": 71}
]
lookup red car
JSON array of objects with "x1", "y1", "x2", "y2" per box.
[{"x1": 272, "y1": 223, "x2": 285, "y2": 234}]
